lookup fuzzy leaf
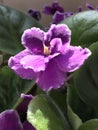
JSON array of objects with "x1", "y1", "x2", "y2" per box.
[
  {"x1": 62, "y1": 11, "x2": 98, "y2": 47},
  {"x1": 0, "y1": 5, "x2": 43, "y2": 55},
  {"x1": 27, "y1": 94, "x2": 71, "y2": 130},
  {"x1": 78, "y1": 119, "x2": 98, "y2": 130},
  {"x1": 0, "y1": 66, "x2": 35, "y2": 112},
  {"x1": 74, "y1": 42, "x2": 98, "y2": 109}
]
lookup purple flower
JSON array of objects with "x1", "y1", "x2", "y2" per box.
[
  {"x1": 86, "y1": 3, "x2": 98, "y2": 10},
  {"x1": 43, "y1": 1, "x2": 98, "y2": 24},
  {"x1": 53, "y1": 11, "x2": 65, "y2": 24},
  {"x1": 43, "y1": 1, "x2": 64, "y2": 15},
  {"x1": 43, "y1": 1, "x2": 74, "y2": 24},
  {"x1": 78, "y1": 6, "x2": 82, "y2": 12},
  {"x1": 28, "y1": 9, "x2": 41, "y2": 21},
  {"x1": 53, "y1": 11, "x2": 73, "y2": 24},
  {"x1": 17, "y1": 94, "x2": 33, "y2": 113},
  {"x1": 78, "y1": 3, "x2": 98, "y2": 12},
  {"x1": 0, "y1": 109, "x2": 35, "y2": 130},
  {"x1": 8, "y1": 24, "x2": 91, "y2": 91},
  {"x1": 96, "y1": 6, "x2": 98, "y2": 10},
  {"x1": 86, "y1": 3, "x2": 94, "y2": 10}
]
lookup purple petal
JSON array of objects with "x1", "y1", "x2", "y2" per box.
[
  {"x1": 64, "y1": 12, "x2": 74, "y2": 17},
  {"x1": 51, "y1": 1, "x2": 64, "y2": 13},
  {"x1": 17, "y1": 94, "x2": 33, "y2": 112},
  {"x1": 37, "y1": 59, "x2": 66, "y2": 91},
  {"x1": 45, "y1": 24, "x2": 71, "y2": 46},
  {"x1": 0, "y1": 110, "x2": 23, "y2": 130},
  {"x1": 86, "y1": 3, "x2": 94, "y2": 10},
  {"x1": 48, "y1": 53, "x2": 60, "y2": 59},
  {"x1": 53, "y1": 11, "x2": 74, "y2": 24},
  {"x1": 28, "y1": 9, "x2": 41, "y2": 21},
  {"x1": 53, "y1": 11, "x2": 66, "y2": 24},
  {"x1": 21, "y1": 93, "x2": 33, "y2": 100},
  {"x1": 43, "y1": 1, "x2": 64, "y2": 15},
  {"x1": 78, "y1": 6, "x2": 82, "y2": 12},
  {"x1": 8, "y1": 50, "x2": 38, "y2": 79},
  {"x1": 43, "y1": 6, "x2": 53, "y2": 15},
  {"x1": 50, "y1": 38, "x2": 62, "y2": 53},
  {"x1": 23, "y1": 121, "x2": 36, "y2": 130},
  {"x1": 20, "y1": 55, "x2": 46, "y2": 72},
  {"x1": 22, "y1": 28, "x2": 44, "y2": 54},
  {"x1": 56, "y1": 46, "x2": 91, "y2": 72},
  {"x1": 96, "y1": 6, "x2": 98, "y2": 10}
]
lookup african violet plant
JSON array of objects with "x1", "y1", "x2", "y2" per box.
[{"x1": 0, "y1": 1, "x2": 98, "y2": 130}]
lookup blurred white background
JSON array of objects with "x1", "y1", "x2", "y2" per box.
[{"x1": 0, "y1": 0, "x2": 98, "y2": 26}]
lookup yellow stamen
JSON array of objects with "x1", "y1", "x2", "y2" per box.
[{"x1": 44, "y1": 45, "x2": 50, "y2": 55}]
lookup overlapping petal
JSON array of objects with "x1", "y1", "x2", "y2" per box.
[
  {"x1": 53, "y1": 11, "x2": 73, "y2": 24},
  {"x1": 0, "y1": 110, "x2": 23, "y2": 130},
  {"x1": 8, "y1": 50, "x2": 37, "y2": 79},
  {"x1": 50, "y1": 38, "x2": 62, "y2": 53},
  {"x1": 8, "y1": 24, "x2": 91, "y2": 91},
  {"x1": 37, "y1": 59, "x2": 66, "y2": 91},
  {"x1": 20, "y1": 55, "x2": 46, "y2": 72},
  {"x1": 45, "y1": 24, "x2": 71, "y2": 46},
  {"x1": 56, "y1": 46, "x2": 91, "y2": 72},
  {"x1": 22, "y1": 28, "x2": 44, "y2": 54},
  {"x1": 0, "y1": 109, "x2": 36, "y2": 130},
  {"x1": 43, "y1": 1, "x2": 64, "y2": 15},
  {"x1": 53, "y1": 11, "x2": 66, "y2": 24},
  {"x1": 17, "y1": 94, "x2": 33, "y2": 113}
]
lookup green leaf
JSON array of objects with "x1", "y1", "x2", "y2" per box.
[
  {"x1": 49, "y1": 89, "x2": 67, "y2": 116},
  {"x1": 78, "y1": 119, "x2": 98, "y2": 130},
  {"x1": 67, "y1": 85, "x2": 94, "y2": 122},
  {"x1": 62, "y1": 11, "x2": 98, "y2": 47},
  {"x1": 74, "y1": 42, "x2": 98, "y2": 108},
  {"x1": 0, "y1": 5, "x2": 43, "y2": 55},
  {"x1": 27, "y1": 94, "x2": 71, "y2": 130},
  {"x1": 67, "y1": 86, "x2": 82, "y2": 130},
  {"x1": 0, "y1": 66, "x2": 35, "y2": 112},
  {"x1": 67, "y1": 105, "x2": 82, "y2": 130},
  {"x1": 0, "y1": 54, "x2": 3, "y2": 65}
]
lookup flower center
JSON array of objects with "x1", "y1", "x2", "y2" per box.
[{"x1": 44, "y1": 45, "x2": 50, "y2": 55}]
